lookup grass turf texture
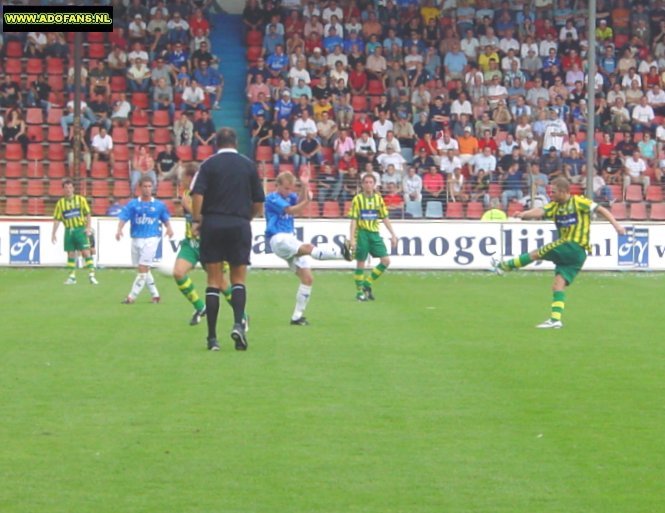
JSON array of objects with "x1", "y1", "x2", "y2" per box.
[{"x1": 1, "y1": 268, "x2": 664, "y2": 513}]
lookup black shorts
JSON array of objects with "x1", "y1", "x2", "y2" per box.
[{"x1": 199, "y1": 216, "x2": 252, "y2": 266}]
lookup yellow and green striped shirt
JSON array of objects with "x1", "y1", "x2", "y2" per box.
[
  {"x1": 349, "y1": 192, "x2": 388, "y2": 232},
  {"x1": 181, "y1": 189, "x2": 196, "y2": 240},
  {"x1": 543, "y1": 195, "x2": 596, "y2": 251},
  {"x1": 53, "y1": 195, "x2": 91, "y2": 229}
]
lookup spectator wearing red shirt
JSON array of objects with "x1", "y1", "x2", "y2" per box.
[
  {"x1": 189, "y1": 8, "x2": 210, "y2": 39},
  {"x1": 414, "y1": 133, "x2": 439, "y2": 158},
  {"x1": 422, "y1": 165, "x2": 446, "y2": 203},
  {"x1": 348, "y1": 62, "x2": 368, "y2": 96},
  {"x1": 351, "y1": 112, "x2": 373, "y2": 139},
  {"x1": 477, "y1": 130, "x2": 498, "y2": 153}
]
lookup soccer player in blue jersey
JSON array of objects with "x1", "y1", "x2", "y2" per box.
[
  {"x1": 265, "y1": 170, "x2": 352, "y2": 325},
  {"x1": 116, "y1": 176, "x2": 174, "y2": 304}
]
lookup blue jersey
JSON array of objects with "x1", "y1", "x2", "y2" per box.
[
  {"x1": 265, "y1": 191, "x2": 297, "y2": 240},
  {"x1": 118, "y1": 198, "x2": 170, "y2": 239}
]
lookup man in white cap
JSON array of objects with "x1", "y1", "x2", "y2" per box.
[{"x1": 308, "y1": 47, "x2": 327, "y2": 79}]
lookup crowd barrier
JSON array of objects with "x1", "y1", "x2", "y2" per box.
[{"x1": 1, "y1": 217, "x2": 664, "y2": 271}]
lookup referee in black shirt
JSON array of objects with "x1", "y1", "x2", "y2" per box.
[{"x1": 191, "y1": 127, "x2": 265, "y2": 351}]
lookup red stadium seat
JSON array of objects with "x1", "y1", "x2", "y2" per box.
[
  {"x1": 625, "y1": 184, "x2": 644, "y2": 202},
  {"x1": 130, "y1": 109, "x2": 149, "y2": 127},
  {"x1": 465, "y1": 201, "x2": 484, "y2": 219},
  {"x1": 156, "y1": 180, "x2": 175, "y2": 198},
  {"x1": 368, "y1": 80, "x2": 384, "y2": 95},
  {"x1": 351, "y1": 95, "x2": 368, "y2": 112},
  {"x1": 46, "y1": 165, "x2": 67, "y2": 179},
  {"x1": 131, "y1": 92, "x2": 149, "y2": 109},
  {"x1": 114, "y1": 161, "x2": 130, "y2": 179},
  {"x1": 4, "y1": 179, "x2": 24, "y2": 196},
  {"x1": 608, "y1": 184, "x2": 622, "y2": 200},
  {"x1": 87, "y1": 31, "x2": 106, "y2": 43},
  {"x1": 47, "y1": 74, "x2": 65, "y2": 92},
  {"x1": 446, "y1": 202, "x2": 464, "y2": 219},
  {"x1": 113, "y1": 145, "x2": 130, "y2": 162},
  {"x1": 47, "y1": 108, "x2": 64, "y2": 125},
  {"x1": 26, "y1": 108, "x2": 44, "y2": 125},
  {"x1": 26, "y1": 58, "x2": 44, "y2": 75},
  {"x1": 47, "y1": 145, "x2": 66, "y2": 162},
  {"x1": 46, "y1": 57, "x2": 65, "y2": 75},
  {"x1": 5, "y1": 143, "x2": 24, "y2": 161},
  {"x1": 47, "y1": 126, "x2": 65, "y2": 142},
  {"x1": 322, "y1": 201, "x2": 341, "y2": 218},
  {"x1": 5, "y1": 59, "x2": 23, "y2": 75},
  {"x1": 488, "y1": 183, "x2": 502, "y2": 198},
  {"x1": 255, "y1": 146, "x2": 273, "y2": 161},
  {"x1": 90, "y1": 161, "x2": 109, "y2": 178},
  {"x1": 5, "y1": 41, "x2": 23, "y2": 58},
  {"x1": 92, "y1": 198, "x2": 110, "y2": 216},
  {"x1": 112, "y1": 126, "x2": 129, "y2": 144},
  {"x1": 132, "y1": 127, "x2": 151, "y2": 145},
  {"x1": 569, "y1": 183, "x2": 583, "y2": 196},
  {"x1": 152, "y1": 128, "x2": 172, "y2": 145},
  {"x1": 110, "y1": 76, "x2": 127, "y2": 92},
  {"x1": 246, "y1": 45, "x2": 262, "y2": 62},
  {"x1": 649, "y1": 202, "x2": 665, "y2": 220},
  {"x1": 610, "y1": 202, "x2": 627, "y2": 220},
  {"x1": 26, "y1": 198, "x2": 45, "y2": 216},
  {"x1": 645, "y1": 185, "x2": 664, "y2": 203},
  {"x1": 302, "y1": 201, "x2": 320, "y2": 218},
  {"x1": 26, "y1": 179, "x2": 45, "y2": 197},
  {"x1": 91, "y1": 180, "x2": 110, "y2": 197},
  {"x1": 246, "y1": 30, "x2": 263, "y2": 46},
  {"x1": 196, "y1": 145, "x2": 214, "y2": 160},
  {"x1": 152, "y1": 110, "x2": 171, "y2": 127},
  {"x1": 26, "y1": 161, "x2": 45, "y2": 178},
  {"x1": 27, "y1": 143, "x2": 44, "y2": 161},
  {"x1": 87, "y1": 43, "x2": 106, "y2": 59},
  {"x1": 112, "y1": 181, "x2": 131, "y2": 199},
  {"x1": 630, "y1": 202, "x2": 648, "y2": 220},
  {"x1": 176, "y1": 145, "x2": 193, "y2": 161},
  {"x1": 27, "y1": 125, "x2": 44, "y2": 143},
  {"x1": 5, "y1": 162, "x2": 24, "y2": 178},
  {"x1": 5, "y1": 198, "x2": 24, "y2": 215}
]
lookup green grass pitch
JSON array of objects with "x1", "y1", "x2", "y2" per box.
[{"x1": 1, "y1": 268, "x2": 664, "y2": 513}]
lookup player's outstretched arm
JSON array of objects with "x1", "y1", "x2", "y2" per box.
[
  {"x1": 382, "y1": 217, "x2": 398, "y2": 248},
  {"x1": 595, "y1": 205, "x2": 627, "y2": 235},
  {"x1": 515, "y1": 207, "x2": 545, "y2": 220},
  {"x1": 51, "y1": 220, "x2": 60, "y2": 244},
  {"x1": 115, "y1": 220, "x2": 127, "y2": 241}
]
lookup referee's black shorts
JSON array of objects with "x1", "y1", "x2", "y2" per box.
[{"x1": 199, "y1": 216, "x2": 252, "y2": 266}]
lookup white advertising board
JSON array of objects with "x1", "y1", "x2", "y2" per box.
[{"x1": 1, "y1": 217, "x2": 664, "y2": 271}]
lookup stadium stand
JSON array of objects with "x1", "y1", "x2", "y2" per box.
[{"x1": 1, "y1": 1, "x2": 664, "y2": 222}]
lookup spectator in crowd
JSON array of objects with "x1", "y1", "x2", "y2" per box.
[
  {"x1": 623, "y1": 151, "x2": 650, "y2": 198},
  {"x1": 192, "y1": 109, "x2": 216, "y2": 154},
  {"x1": 91, "y1": 126, "x2": 115, "y2": 172},
  {"x1": 152, "y1": 77, "x2": 176, "y2": 121},
  {"x1": 317, "y1": 163, "x2": 342, "y2": 215},
  {"x1": 126, "y1": 57, "x2": 152, "y2": 92},
  {"x1": 273, "y1": 128, "x2": 298, "y2": 174},
  {"x1": 130, "y1": 145, "x2": 157, "y2": 192},
  {"x1": 156, "y1": 143, "x2": 181, "y2": 182},
  {"x1": 181, "y1": 78, "x2": 207, "y2": 111},
  {"x1": 193, "y1": 60, "x2": 223, "y2": 109}
]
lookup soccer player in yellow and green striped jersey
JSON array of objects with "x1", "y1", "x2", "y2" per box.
[
  {"x1": 492, "y1": 177, "x2": 626, "y2": 329},
  {"x1": 51, "y1": 178, "x2": 97, "y2": 285},
  {"x1": 348, "y1": 174, "x2": 398, "y2": 301},
  {"x1": 172, "y1": 164, "x2": 249, "y2": 327}
]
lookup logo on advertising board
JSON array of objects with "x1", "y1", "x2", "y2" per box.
[
  {"x1": 10, "y1": 226, "x2": 41, "y2": 264},
  {"x1": 618, "y1": 227, "x2": 649, "y2": 267}
]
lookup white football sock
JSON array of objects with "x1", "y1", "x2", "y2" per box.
[
  {"x1": 146, "y1": 271, "x2": 159, "y2": 297},
  {"x1": 311, "y1": 244, "x2": 341, "y2": 260},
  {"x1": 130, "y1": 273, "x2": 147, "y2": 299},
  {"x1": 292, "y1": 284, "x2": 312, "y2": 320}
]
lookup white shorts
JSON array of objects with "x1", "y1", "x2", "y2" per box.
[
  {"x1": 269, "y1": 232, "x2": 311, "y2": 272},
  {"x1": 131, "y1": 237, "x2": 160, "y2": 267}
]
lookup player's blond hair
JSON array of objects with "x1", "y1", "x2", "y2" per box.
[
  {"x1": 276, "y1": 171, "x2": 297, "y2": 185},
  {"x1": 551, "y1": 177, "x2": 570, "y2": 192}
]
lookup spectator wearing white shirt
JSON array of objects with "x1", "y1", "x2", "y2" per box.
[
  {"x1": 623, "y1": 151, "x2": 650, "y2": 197},
  {"x1": 631, "y1": 96, "x2": 655, "y2": 133},
  {"x1": 436, "y1": 132, "x2": 459, "y2": 155},
  {"x1": 292, "y1": 110, "x2": 318, "y2": 141},
  {"x1": 460, "y1": 29, "x2": 480, "y2": 61},
  {"x1": 376, "y1": 146, "x2": 406, "y2": 173},
  {"x1": 402, "y1": 166, "x2": 423, "y2": 202},
  {"x1": 647, "y1": 85, "x2": 665, "y2": 116},
  {"x1": 181, "y1": 79, "x2": 206, "y2": 111},
  {"x1": 472, "y1": 147, "x2": 497, "y2": 177},
  {"x1": 439, "y1": 150, "x2": 462, "y2": 175},
  {"x1": 321, "y1": 0, "x2": 343, "y2": 24},
  {"x1": 372, "y1": 112, "x2": 393, "y2": 141},
  {"x1": 377, "y1": 131, "x2": 401, "y2": 155},
  {"x1": 288, "y1": 59, "x2": 311, "y2": 87},
  {"x1": 91, "y1": 126, "x2": 115, "y2": 169},
  {"x1": 450, "y1": 92, "x2": 473, "y2": 119},
  {"x1": 539, "y1": 33, "x2": 558, "y2": 57},
  {"x1": 542, "y1": 109, "x2": 569, "y2": 152}
]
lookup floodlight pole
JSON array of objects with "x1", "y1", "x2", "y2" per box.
[
  {"x1": 73, "y1": 32, "x2": 83, "y2": 183},
  {"x1": 586, "y1": 0, "x2": 597, "y2": 198}
]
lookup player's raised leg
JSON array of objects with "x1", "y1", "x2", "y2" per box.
[{"x1": 173, "y1": 254, "x2": 206, "y2": 325}]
